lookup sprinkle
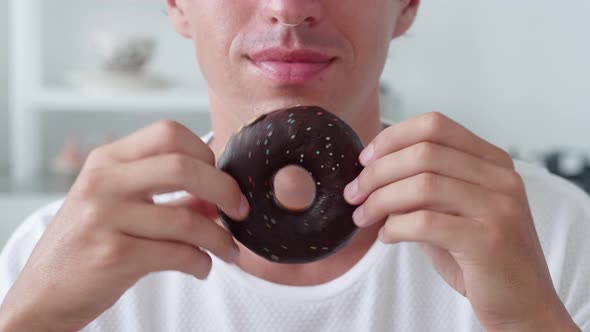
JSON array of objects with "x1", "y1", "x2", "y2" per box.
[
  {"x1": 268, "y1": 131, "x2": 273, "y2": 137},
  {"x1": 316, "y1": 182, "x2": 321, "y2": 186},
  {"x1": 328, "y1": 123, "x2": 333, "y2": 127},
  {"x1": 300, "y1": 153, "x2": 304, "y2": 158},
  {"x1": 271, "y1": 218, "x2": 277, "y2": 224},
  {"x1": 316, "y1": 150, "x2": 320, "y2": 155},
  {"x1": 265, "y1": 223, "x2": 272, "y2": 229},
  {"x1": 326, "y1": 137, "x2": 331, "y2": 141},
  {"x1": 286, "y1": 150, "x2": 290, "y2": 154},
  {"x1": 266, "y1": 193, "x2": 271, "y2": 199},
  {"x1": 266, "y1": 149, "x2": 270, "y2": 155},
  {"x1": 332, "y1": 167, "x2": 336, "y2": 171},
  {"x1": 267, "y1": 123, "x2": 272, "y2": 129},
  {"x1": 317, "y1": 111, "x2": 323, "y2": 115},
  {"x1": 246, "y1": 229, "x2": 253, "y2": 236},
  {"x1": 266, "y1": 159, "x2": 269, "y2": 165},
  {"x1": 263, "y1": 214, "x2": 269, "y2": 220},
  {"x1": 256, "y1": 139, "x2": 261, "y2": 146},
  {"x1": 322, "y1": 247, "x2": 330, "y2": 251},
  {"x1": 281, "y1": 245, "x2": 288, "y2": 250},
  {"x1": 291, "y1": 134, "x2": 296, "y2": 140},
  {"x1": 321, "y1": 165, "x2": 324, "y2": 168},
  {"x1": 320, "y1": 210, "x2": 325, "y2": 214},
  {"x1": 248, "y1": 176, "x2": 253, "y2": 183},
  {"x1": 271, "y1": 255, "x2": 280, "y2": 261},
  {"x1": 336, "y1": 163, "x2": 340, "y2": 167},
  {"x1": 248, "y1": 151, "x2": 252, "y2": 159},
  {"x1": 323, "y1": 216, "x2": 329, "y2": 220},
  {"x1": 263, "y1": 247, "x2": 270, "y2": 253},
  {"x1": 325, "y1": 144, "x2": 332, "y2": 149},
  {"x1": 289, "y1": 113, "x2": 295, "y2": 117},
  {"x1": 306, "y1": 127, "x2": 312, "y2": 131},
  {"x1": 341, "y1": 154, "x2": 345, "y2": 158},
  {"x1": 329, "y1": 153, "x2": 333, "y2": 156},
  {"x1": 310, "y1": 246, "x2": 318, "y2": 250},
  {"x1": 300, "y1": 159, "x2": 304, "y2": 163},
  {"x1": 249, "y1": 192, "x2": 254, "y2": 198},
  {"x1": 264, "y1": 139, "x2": 268, "y2": 145}
]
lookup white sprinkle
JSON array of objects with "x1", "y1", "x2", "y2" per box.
[
  {"x1": 320, "y1": 210, "x2": 325, "y2": 214},
  {"x1": 329, "y1": 152, "x2": 333, "y2": 156},
  {"x1": 300, "y1": 153, "x2": 304, "y2": 158},
  {"x1": 322, "y1": 247, "x2": 330, "y2": 250},
  {"x1": 249, "y1": 192, "x2": 254, "y2": 198},
  {"x1": 291, "y1": 134, "x2": 296, "y2": 139},
  {"x1": 332, "y1": 167, "x2": 336, "y2": 171},
  {"x1": 321, "y1": 165, "x2": 324, "y2": 168},
  {"x1": 268, "y1": 131, "x2": 273, "y2": 137},
  {"x1": 328, "y1": 123, "x2": 333, "y2": 127},
  {"x1": 271, "y1": 255, "x2": 280, "y2": 261},
  {"x1": 263, "y1": 214, "x2": 269, "y2": 220},
  {"x1": 266, "y1": 159, "x2": 269, "y2": 165},
  {"x1": 326, "y1": 137, "x2": 331, "y2": 141},
  {"x1": 310, "y1": 246, "x2": 318, "y2": 250},
  {"x1": 248, "y1": 151, "x2": 252, "y2": 159},
  {"x1": 316, "y1": 182, "x2": 321, "y2": 186},
  {"x1": 286, "y1": 150, "x2": 290, "y2": 154},
  {"x1": 341, "y1": 154, "x2": 345, "y2": 158},
  {"x1": 281, "y1": 245, "x2": 288, "y2": 250},
  {"x1": 306, "y1": 127, "x2": 311, "y2": 131},
  {"x1": 271, "y1": 218, "x2": 277, "y2": 224},
  {"x1": 246, "y1": 229, "x2": 253, "y2": 236}
]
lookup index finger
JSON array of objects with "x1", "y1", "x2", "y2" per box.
[
  {"x1": 97, "y1": 120, "x2": 215, "y2": 166},
  {"x1": 360, "y1": 112, "x2": 514, "y2": 170}
]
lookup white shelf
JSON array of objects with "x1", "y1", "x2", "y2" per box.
[{"x1": 34, "y1": 88, "x2": 210, "y2": 113}]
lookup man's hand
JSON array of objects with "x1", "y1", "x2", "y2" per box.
[
  {"x1": 343, "y1": 112, "x2": 580, "y2": 331},
  {"x1": 0, "y1": 121, "x2": 249, "y2": 332}
]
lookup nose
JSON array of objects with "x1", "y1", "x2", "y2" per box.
[{"x1": 263, "y1": 0, "x2": 324, "y2": 27}]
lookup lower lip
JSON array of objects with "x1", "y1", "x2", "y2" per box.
[{"x1": 249, "y1": 59, "x2": 333, "y2": 84}]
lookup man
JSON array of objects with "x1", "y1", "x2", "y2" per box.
[{"x1": 0, "y1": 0, "x2": 587, "y2": 331}]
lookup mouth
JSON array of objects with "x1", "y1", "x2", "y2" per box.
[{"x1": 247, "y1": 48, "x2": 336, "y2": 84}]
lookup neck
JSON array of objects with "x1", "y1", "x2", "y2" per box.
[{"x1": 208, "y1": 88, "x2": 384, "y2": 286}]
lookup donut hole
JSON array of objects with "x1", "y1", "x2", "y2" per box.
[{"x1": 272, "y1": 165, "x2": 316, "y2": 212}]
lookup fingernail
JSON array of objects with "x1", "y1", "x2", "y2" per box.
[
  {"x1": 359, "y1": 144, "x2": 375, "y2": 165},
  {"x1": 344, "y1": 179, "x2": 359, "y2": 203},
  {"x1": 353, "y1": 205, "x2": 365, "y2": 226},
  {"x1": 238, "y1": 196, "x2": 250, "y2": 218}
]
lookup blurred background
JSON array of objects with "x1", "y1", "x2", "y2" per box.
[{"x1": 1, "y1": 1, "x2": 589, "y2": 246}]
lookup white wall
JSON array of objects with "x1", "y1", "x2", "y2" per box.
[
  {"x1": 383, "y1": 1, "x2": 590, "y2": 154},
  {"x1": 0, "y1": 0, "x2": 9, "y2": 173}
]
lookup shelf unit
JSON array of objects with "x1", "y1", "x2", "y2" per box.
[{"x1": 10, "y1": 0, "x2": 209, "y2": 187}]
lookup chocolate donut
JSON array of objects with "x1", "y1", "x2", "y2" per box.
[{"x1": 217, "y1": 106, "x2": 364, "y2": 263}]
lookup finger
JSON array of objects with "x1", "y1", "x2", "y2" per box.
[
  {"x1": 158, "y1": 193, "x2": 220, "y2": 220},
  {"x1": 360, "y1": 112, "x2": 514, "y2": 170},
  {"x1": 379, "y1": 210, "x2": 482, "y2": 253},
  {"x1": 131, "y1": 237, "x2": 213, "y2": 279},
  {"x1": 110, "y1": 154, "x2": 249, "y2": 220},
  {"x1": 353, "y1": 172, "x2": 506, "y2": 227},
  {"x1": 92, "y1": 120, "x2": 215, "y2": 166},
  {"x1": 117, "y1": 204, "x2": 239, "y2": 264},
  {"x1": 345, "y1": 142, "x2": 525, "y2": 205}
]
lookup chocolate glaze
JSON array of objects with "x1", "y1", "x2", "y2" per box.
[{"x1": 217, "y1": 106, "x2": 365, "y2": 263}]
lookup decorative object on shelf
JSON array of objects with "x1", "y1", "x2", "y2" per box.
[{"x1": 66, "y1": 29, "x2": 170, "y2": 94}]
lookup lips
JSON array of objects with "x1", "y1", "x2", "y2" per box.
[{"x1": 248, "y1": 48, "x2": 336, "y2": 84}]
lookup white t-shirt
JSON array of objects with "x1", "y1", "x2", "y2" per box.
[{"x1": 1, "y1": 142, "x2": 590, "y2": 331}]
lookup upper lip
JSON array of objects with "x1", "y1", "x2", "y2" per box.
[{"x1": 248, "y1": 48, "x2": 335, "y2": 63}]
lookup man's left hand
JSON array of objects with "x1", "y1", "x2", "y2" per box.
[{"x1": 343, "y1": 112, "x2": 580, "y2": 332}]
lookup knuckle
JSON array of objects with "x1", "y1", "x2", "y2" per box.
[
  {"x1": 505, "y1": 171, "x2": 526, "y2": 194},
  {"x1": 413, "y1": 142, "x2": 436, "y2": 162},
  {"x1": 415, "y1": 172, "x2": 438, "y2": 202},
  {"x1": 421, "y1": 112, "x2": 448, "y2": 137},
  {"x1": 85, "y1": 146, "x2": 107, "y2": 166},
  {"x1": 74, "y1": 170, "x2": 104, "y2": 197},
  {"x1": 414, "y1": 210, "x2": 436, "y2": 234},
  {"x1": 153, "y1": 120, "x2": 185, "y2": 150},
  {"x1": 166, "y1": 154, "x2": 194, "y2": 178},
  {"x1": 95, "y1": 239, "x2": 129, "y2": 269}
]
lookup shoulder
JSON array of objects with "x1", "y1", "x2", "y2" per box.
[{"x1": 514, "y1": 160, "x2": 590, "y2": 327}]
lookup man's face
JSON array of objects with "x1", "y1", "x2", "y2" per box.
[{"x1": 170, "y1": 0, "x2": 416, "y2": 119}]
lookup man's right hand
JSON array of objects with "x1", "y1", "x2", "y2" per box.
[{"x1": 0, "y1": 120, "x2": 249, "y2": 332}]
